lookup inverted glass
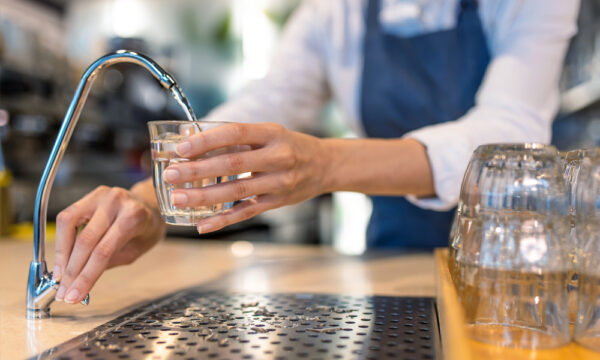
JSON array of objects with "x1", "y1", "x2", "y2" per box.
[
  {"x1": 148, "y1": 120, "x2": 240, "y2": 226},
  {"x1": 451, "y1": 143, "x2": 570, "y2": 349},
  {"x1": 559, "y1": 148, "x2": 599, "y2": 324},
  {"x1": 574, "y1": 152, "x2": 600, "y2": 352},
  {"x1": 450, "y1": 144, "x2": 566, "y2": 279}
]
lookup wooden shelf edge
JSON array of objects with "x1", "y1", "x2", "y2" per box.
[
  {"x1": 434, "y1": 248, "x2": 473, "y2": 360},
  {"x1": 434, "y1": 248, "x2": 600, "y2": 360}
]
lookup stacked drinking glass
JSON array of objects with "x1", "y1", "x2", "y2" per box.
[
  {"x1": 573, "y1": 149, "x2": 600, "y2": 351},
  {"x1": 450, "y1": 143, "x2": 571, "y2": 349}
]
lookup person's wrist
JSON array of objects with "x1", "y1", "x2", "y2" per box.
[
  {"x1": 130, "y1": 178, "x2": 159, "y2": 209},
  {"x1": 318, "y1": 138, "x2": 340, "y2": 194},
  {"x1": 130, "y1": 179, "x2": 166, "y2": 235}
]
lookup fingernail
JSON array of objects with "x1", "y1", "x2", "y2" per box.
[
  {"x1": 56, "y1": 285, "x2": 66, "y2": 301},
  {"x1": 197, "y1": 223, "x2": 213, "y2": 234},
  {"x1": 163, "y1": 169, "x2": 180, "y2": 182},
  {"x1": 64, "y1": 288, "x2": 80, "y2": 304},
  {"x1": 176, "y1": 141, "x2": 191, "y2": 156},
  {"x1": 170, "y1": 193, "x2": 188, "y2": 205},
  {"x1": 52, "y1": 265, "x2": 62, "y2": 282}
]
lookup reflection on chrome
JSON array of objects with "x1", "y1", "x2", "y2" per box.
[{"x1": 149, "y1": 328, "x2": 178, "y2": 359}]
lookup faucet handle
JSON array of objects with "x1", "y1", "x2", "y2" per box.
[
  {"x1": 81, "y1": 293, "x2": 90, "y2": 306},
  {"x1": 50, "y1": 273, "x2": 90, "y2": 306}
]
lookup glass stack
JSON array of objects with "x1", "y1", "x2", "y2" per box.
[{"x1": 450, "y1": 143, "x2": 571, "y2": 349}]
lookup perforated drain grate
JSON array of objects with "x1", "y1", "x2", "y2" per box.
[{"x1": 36, "y1": 291, "x2": 441, "y2": 360}]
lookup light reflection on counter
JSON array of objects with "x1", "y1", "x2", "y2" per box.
[{"x1": 230, "y1": 241, "x2": 254, "y2": 258}]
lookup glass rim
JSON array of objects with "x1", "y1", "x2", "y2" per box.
[
  {"x1": 472, "y1": 143, "x2": 559, "y2": 161},
  {"x1": 147, "y1": 120, "x2": 233, "y2": 126},
  {"x1": 474, "y1": 143, "x2": 555, "y2": 153},
  {"x1": 560, "y1": 147, "x2": 600, "y2": 161}
]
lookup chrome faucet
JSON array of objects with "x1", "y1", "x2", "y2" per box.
[{"x1": 26, "y1": 50, "x2": 193, "y2": 319}]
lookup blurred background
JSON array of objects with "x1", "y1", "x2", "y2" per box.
[{"x1": 0, "y1": 0, "x2": 598, "y2": 254}]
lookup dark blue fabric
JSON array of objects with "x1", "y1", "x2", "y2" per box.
[{"x1": 360, "y1": 0, "x2": 490, "y2": 249}]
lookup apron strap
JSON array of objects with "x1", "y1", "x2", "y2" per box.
[
  {"x1": 366, "y1": 0, "x2": 380, "y2": 29},
  {"x1": 368, "y1": 0, "x2": 480, "y2": 28},
  {"x1": 460, "y1": 0, "x2": 479, "y2": 10}
]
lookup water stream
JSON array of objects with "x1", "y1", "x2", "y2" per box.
[{"x1": 169, "y1": 84, "x2": 198, "y2": 122}]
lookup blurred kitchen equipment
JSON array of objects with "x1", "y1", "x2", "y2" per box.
[
  {"x1": 574, "y1": 151, "x2": 600, "y2": 352},
  {"x1": 553, "y1": 0, "x2": 600, "y2": 151},
  {"x1": 148, "y1": 120, "x2": 242, "y2": 226},
  {"x1": 559, "y1": 0, "x2": 600, "y2": 116},
  {"x1": 452, "y1": 143, "x2": 570, "y2": 349},
  {"x1": 0, "y1": 109, "x2": 11, "y2": 237},
  {"x1": 27, "y1": 50, "x2": 197, "y2": 319}
]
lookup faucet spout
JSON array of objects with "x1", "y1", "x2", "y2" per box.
[{"x1": 27, "y1": 50, "x2": 184, "y2": 319}]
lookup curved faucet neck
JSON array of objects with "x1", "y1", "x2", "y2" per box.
[
  {"x1": 32, "y1": 50, "x2": 178, "y2": 263},
  {"x1": 28, "y1": 50, "x2": 189, "y2": 319}
]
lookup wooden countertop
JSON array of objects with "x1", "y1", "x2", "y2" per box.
[{"x1": 0, "y1": 238, "x2": 435, "y2": 359}]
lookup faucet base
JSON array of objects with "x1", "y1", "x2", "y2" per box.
[
  {"x1": 26, "y1": 261, "x2": 57, "y2": 319},
  {"x1": 26, "y1": 260, "x2": 90, "y2": 318},
  {"x1": 27, "y1": 308, "x2": 51, "y2": 319}
]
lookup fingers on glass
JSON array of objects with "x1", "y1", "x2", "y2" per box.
[
  {"x1": 197, "y1": 195, "x2": 276, "y2": 234},
  {"x1": 180, "y1": 123, "x2": 276, "y2": 158}
]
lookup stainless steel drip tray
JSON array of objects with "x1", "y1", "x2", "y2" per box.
[{"x1": 34, "y1": 290, "x2": 441, "y2": 360}]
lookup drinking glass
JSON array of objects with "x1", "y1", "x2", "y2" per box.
[
  {"x1": 148, "y1": 120, "x2": 241, "y2": 226},
  {"x1": 574, "y1": 152, "x2": 600, "y2": 352},
  {"x1": 452, "y1": 143, "x2": 570, "y2": 349},
  {"x1": 559, "y1": 148, "x2": 599, "y2": 323}
]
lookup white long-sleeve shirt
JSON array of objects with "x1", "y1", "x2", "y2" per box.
[{"x1": 204, "y1": 0, "x2": 579, "y2": 210}]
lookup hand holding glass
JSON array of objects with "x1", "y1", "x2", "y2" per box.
[{"x1": 148, "y1": 121, "x2": 240, "y2": 226}]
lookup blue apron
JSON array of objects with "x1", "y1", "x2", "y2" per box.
[{"x1": 360, "y1": 0, "x2": 490, "y2": 249}]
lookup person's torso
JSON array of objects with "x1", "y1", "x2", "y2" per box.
[
  {"x1": 312, "y1": 0, "x2": 524, "y2": 136},
  {"x1": 358, "y1": 0, "x2": 490, "y2": 248}
]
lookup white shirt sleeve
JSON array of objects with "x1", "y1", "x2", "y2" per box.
[
  {"x1": 405, "y1": 0, "x2": 580, "y2": 211},
  {"x1": 203, "y1": 0, "x2": 330, "y2": 133}
]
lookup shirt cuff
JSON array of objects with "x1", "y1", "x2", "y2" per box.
[{"x1": 402, "y1": 125, "x2": 473, "y2": 212}]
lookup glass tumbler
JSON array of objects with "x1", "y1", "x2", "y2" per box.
[
  {"x1": 148, "y1": 120, "x2": 241, "y2": 226},
  {"x1": 574, "y1": 152, "x2": 600, "y2": 352},
  {"x1": 559, "y1": 148, "x2": 599, "y2": 323},
  {"x1": 452, "y1": 143, "x2": 570, "y2": 349}
]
